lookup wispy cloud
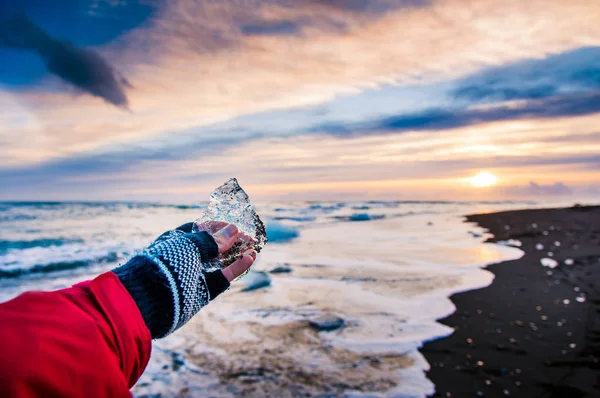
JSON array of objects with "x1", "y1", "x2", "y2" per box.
[
  {"x1": 312, "y1": 90, "x2": 600, "y2": 136},
  {"x1": 451, "y1": 47, "x2": 600, "y2": 103}
]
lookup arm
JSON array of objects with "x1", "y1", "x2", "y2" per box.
[{"x1": 0, "y1": 222, "x2": 255, "y2": 398}]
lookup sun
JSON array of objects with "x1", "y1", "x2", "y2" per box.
[{"x1": 467, "y1": 171, "x2": 498, "y2": 187}]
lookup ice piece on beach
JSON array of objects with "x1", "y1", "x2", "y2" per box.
[
  {"x1": 241, "y1": 270, "x2": 271, "y2": 292},
  {"x1": 535, "y1": 243, "x2": 544, "y2": 251},
  {"x1": 540, "y1": 258, "x2": 558, "y2": 268},
  {"x1": 265, "y1": 220, "x2": 299, "y2": 243},
  {"x1": 194, "y1": 178, "x2": 267, "y2": 277},
  {"x1": 531, "y1": 223, "x2": 538, "y2": 229},
  {"x1": 576, "y1": 296, "x2": 586, "y2": 303},
  {"x1": 564, "y1": 258, "x2": 574, "y2": 266},
  {"x1": 554, "y1": 241, "x2": 561, "y2": 247},
  {"x1": 497, "y1": 239, "x2": 522, "y2": 248}
]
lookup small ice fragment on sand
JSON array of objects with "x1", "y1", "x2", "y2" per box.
[
  {"x1": 497, "y1": 239, "x2": 522, "y2": 247},
  {"x1": 554, "y1": 241, "x2": 561, "y2": 247},
  {"x1": 547, "y1": 252, "x2": 554, "y2": 257},
  {"x1": 531, "y1": 223, "x2": 538, "y2": 228},
  {"x1": 504, "y1": 225, "x2": 510, "y2": 230},
  {"x1": 543, "y1": 231, "x2": 549, "y2": 236},
  {"x1": 540, "y1": 258, "x2": 558, "y2": 268},
  {"x1": 535, "y1": 243, "x2": 544, "y2": 250},
  {"x1": 563, "y1": 299, "x2": 570, "y2": 305},
  {"x1": 576, "y1": 296, "x2": 586, "y2": 303},
  {"x1": 574, "y1": 287, "x2": 580, "y2": 292},
  {"x1": 241, "y1": 271, "x2": 271, "y2": 292},
  {"x1": 564, "y1": 259, "x2": 574, "y2": 266},
  {"x1": 477, "y1": 361, "x2": 484, "y2": 367},
  {"x1": 569, "y1": 343, "x2": 576, "y2": 349}
]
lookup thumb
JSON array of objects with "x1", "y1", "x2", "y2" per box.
[{"x1": 211, "y1": 224, "x2": 239, "y2": 254}]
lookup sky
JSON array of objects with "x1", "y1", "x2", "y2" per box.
[{"x1": 1, "y1": 0, "x2": 599, "y2": 202}]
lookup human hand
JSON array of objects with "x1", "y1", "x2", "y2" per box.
[{"x1": 113, "y1": 221, "x2": 256, "y2": 339}]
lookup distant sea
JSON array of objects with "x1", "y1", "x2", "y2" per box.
[{"x1": 0, "y1": 199, "x2": 583, "y2": 397}]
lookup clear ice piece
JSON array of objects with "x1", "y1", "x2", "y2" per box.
[{"x1": 193, "y1": 178, "x2": 267, "y2": 279}]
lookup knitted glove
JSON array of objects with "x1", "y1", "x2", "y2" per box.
[{"x1": 113, "y1": 222, "x2": 230, "y2": 339}]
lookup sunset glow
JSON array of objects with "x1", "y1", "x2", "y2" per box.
[{"x1": 467, "y1": 172, "x2": 499, "y2": 188}]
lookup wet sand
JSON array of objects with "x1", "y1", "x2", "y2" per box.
[{"x1": 421, "y1": 205, "x2": 600, "y2": 397}]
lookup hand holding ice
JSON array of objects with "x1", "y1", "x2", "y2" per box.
[{"x1": 194, "y1": 178, "x2": 267, "y2": 278}]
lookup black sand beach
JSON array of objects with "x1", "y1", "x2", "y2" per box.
[{"x1": 421, "y1": 206, "x2": 600, "y2": 397}]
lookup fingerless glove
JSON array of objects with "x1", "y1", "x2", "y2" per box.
[{"x1": 113, "y1": 222, "x2": 229, "y2": 339}]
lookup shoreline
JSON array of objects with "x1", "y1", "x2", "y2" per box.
[{"x1": 420, "y1": 205, "x2": 600, "y2": 397}]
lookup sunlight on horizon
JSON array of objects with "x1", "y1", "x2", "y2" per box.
[{"x1": 466, "y1": 171, "x2": 499, "y2": 188}]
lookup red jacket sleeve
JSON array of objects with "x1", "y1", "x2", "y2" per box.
[{"x1": 0, "y1": 272, "x2": 152, "y2": 398}]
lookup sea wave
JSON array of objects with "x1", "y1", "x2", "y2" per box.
[
  {"x1": 0, "y1": 252, "x2": 119, "y2": 278},
  {"x1": 0, "y1": 238, "x2": 84, "y2": 255}
]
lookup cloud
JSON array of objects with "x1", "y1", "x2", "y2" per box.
[
  {"x1": 312, "y1": 0, "x2": 430, "y2": 14},
  {"x1": 311, "y1": 90, "x2": 600, "y2": 136},
  {"x1": 241, "y1": 19, "x2": 303, "y2": 36},
  {"x1": 0, "y1": 13, "x2": 130, "y2": 108},
  {"x1": 502, "y1": 181, "x2": 572, "y2": 197},
  {"x1": 452, "y1": 46, "x2": 600, "y2": 103},
  {"x1": 3, "y1": 0, "x2": 600, "y2": 169}
]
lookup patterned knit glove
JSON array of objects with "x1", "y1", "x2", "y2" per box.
[{"x1": 113, "y1": 222, "x2": 230, "y2": 339}]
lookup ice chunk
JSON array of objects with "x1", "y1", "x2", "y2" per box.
[
  {"x1": 265, "y1": 220, "x2": 299, "y2": 243},
  {"x1": 497, "y1": 239, "x2": 522, "y2": 248},
  {"x1": 194, "y1": 178, "x2": 267, "y2": 278},
  {"x1": 540, "y1": 258, "x2": 558, "y2": 268}
]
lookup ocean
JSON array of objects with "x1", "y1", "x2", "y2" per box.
[{"x1": 0, "y1": 200, "x2": 573, "y2": 397}]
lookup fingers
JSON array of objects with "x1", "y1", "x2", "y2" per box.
[
  {"x1": 211, "y1": 224, "x2": 239, "y2": 254},
  {"x1": 197, "y1": 221, "x2": 256, "y2": 254},
  {"x1": 195, "y1": 220, "x2": 229, "y2": 234},
  {"x1": 222, "y1": 249, "x2": 256, "y2": 282}
]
